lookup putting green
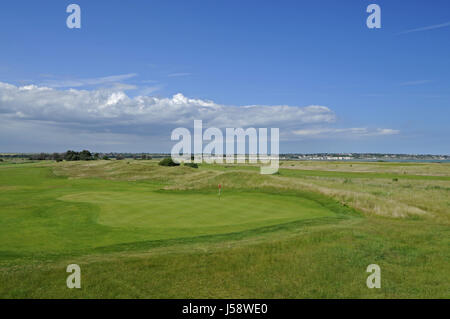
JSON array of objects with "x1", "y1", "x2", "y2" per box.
[{"x1": 59, "y1": 190, "x2": 335, "y2": 236}]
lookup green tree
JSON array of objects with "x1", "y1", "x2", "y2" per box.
[
  {"x1": 79, "y1": 150, "x2": 93, "y2": 161},
  {"x1": 64, "y1": 150, "x2": 80, "y2": 161},
  {"x1": 52, "y1": 153, "x2": 62, "y2": 161}
]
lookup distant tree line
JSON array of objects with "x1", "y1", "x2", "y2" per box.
[
  {"x1": 2, "y1": 152, "x2": 160, "y2": 162},
  {"x1": 64, "y1": 150, "x2": 99, "y2": 161},
  {"x1": 19, "y1": 151, "x2": 154, "y2": 162},
  {"x1": 26, "y1": 150, "x2": 99, "y2": 161}
]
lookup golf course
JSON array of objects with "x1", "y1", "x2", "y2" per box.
[{"x1": 0, "y1": 159, "x2": 449, "y2": 298}]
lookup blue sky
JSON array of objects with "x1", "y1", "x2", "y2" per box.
[{"x1": 0, "y1": 0, "x2": 449, "y2": 154}]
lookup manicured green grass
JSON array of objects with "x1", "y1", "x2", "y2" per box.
[
  {"x1": 0, "y1": 161, "x2": 449, "y2": 298},
  {"x1": 0, "y1": 164, "x2": 350, "y2": 258},
  {"x1": 61, "y1": 190, "x2": 335, "y2": 231}
]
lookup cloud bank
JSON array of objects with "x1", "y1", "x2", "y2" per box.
[
  {"x1": 0, "y1": 81, "x2": 398, "y2": 152},
  {"x1": 0, "y1": 82, "x2": 335, "y2": 128}
]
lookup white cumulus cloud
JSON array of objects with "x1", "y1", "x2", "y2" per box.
[{"x1": 0, "y1": 82, "x2": 336, "y2": 129}]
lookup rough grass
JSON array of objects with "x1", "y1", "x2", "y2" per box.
[{"x1": 0, "y1": 160, "x2": 449, "y2": 298}]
